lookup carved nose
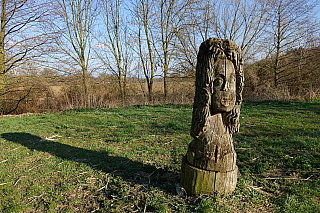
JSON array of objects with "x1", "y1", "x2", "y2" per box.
[{"x1": 222, "y1": 81, "x2": 229, "y2": 91}]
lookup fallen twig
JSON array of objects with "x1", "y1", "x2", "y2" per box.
[
  {"x1": 264, "y1": 175, "x2": 313, "y2": 181},
  {"x1": 97, "y1": 176, "x2": 110, "y2": 192},
  {"x1": 252, "y1": 157, "x2": 259, "y2": 162},
  {"x1": 245, "y1": 124, "x2": 256, "y2": 127},
  {"x1": 0, "y1": 183, "x2": 8, "y2": 186},
  {"x1": 0, "y1": 159, "x2": 8, "y2": 164},
  {"x1": 79, "y1": 172, "x2": 88, "y2": 175},
  {"x1": 39, "y1": 135, "x2": 62, "y2": 142},
  {"x1": 28, "y1": 164, "x2": 44, "y2": 171},
  {"x1": 91, "y1": 207, "x2": 100, "y2": 213},
  {"x1": 9, "y1": 147, "x2": 20, "y2": 152},
  {"x1": 143, "y1": 198, "x2": 148, "y2": 213},
  {"x1": 14, "y1": 179, "x2": 20, "y2": 186},
  {"x1": 236, "y1": 147, "x2": 251, "y2": 150},
  {"x1": 148, "y1": 170, "x2": 156, "y2": 184},
  {"x1": 27, "y1": 194, "x2": 44, "y2": 204},
  {"x1": 248, "y1": 186, "x2": 263, "y2": 191},
  {"x1": 247, "y1": 186, "x2": 275, "y2": 197},
  {"x1": 14, "y1": 176, "x2": 27, "y2": 186}
]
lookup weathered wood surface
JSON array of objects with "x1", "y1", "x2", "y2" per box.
[
  {"x1": 181, "y1": 157, "x2": 238, "y2": 195},
  {"x1": 180, "y1": 38, "x2": 244, "y2": 196}
]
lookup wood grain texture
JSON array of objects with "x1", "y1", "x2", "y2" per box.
[{"x1": 180, "y1": 38, "x2": 243, "y2": 196}]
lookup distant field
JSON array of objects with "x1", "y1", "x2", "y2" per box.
[{"x1": 0, "y1": 101, "x2": 319, "y2": 212}]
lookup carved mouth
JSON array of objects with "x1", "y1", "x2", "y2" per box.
[{"x1": 221, "y1": 97, "x2": 233, "y2": 106}]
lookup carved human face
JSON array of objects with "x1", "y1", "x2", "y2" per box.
[{"x1": 211, "y1": 59, "x2": 236, "y2": 113}]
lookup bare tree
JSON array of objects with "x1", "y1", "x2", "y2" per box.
[
  {"x1": 176, "y1": 0, "x2": 270, "y2": 79},
  {"x1": 0, "y1": 0, "x2": 50, "y2": 115},
  {"x1": 175, "y1": 0, "x2": 215, "y2": 77},
  {"x1": 131, "y1": 0, "x2": 157, "y2": 103},
  {"x1": 155, "y1": 0, "x2": 191, "y2": 103},
  {"x1": 210, "y1": 0, "x2": 270, "y2": 59},
  {"x1": 95, "y1": 0, "x2": 132, "y2": 105},
  {"x1": 132, "y1": 0, "x2": 192, "y2": 103},
  {"x1": 50, "y1": 0, "x2": 97, "y2": 106},
  {"x1": 262, "y1": 0, "x2": 318, "y2": 88}
]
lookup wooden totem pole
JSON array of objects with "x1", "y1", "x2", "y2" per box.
[{"x1": 180, "y1": 38, "x2": 244, "y2": 196}]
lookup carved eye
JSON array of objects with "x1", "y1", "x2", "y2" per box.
[{"x1": 214, "y1": 77, "x2": 223, "y2": 86}]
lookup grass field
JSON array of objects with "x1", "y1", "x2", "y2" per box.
[{"x1": 0, "y1": 101, "x2": 319, "y2": 212}]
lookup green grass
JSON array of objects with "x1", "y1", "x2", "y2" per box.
[{"x1": 0, "y1": 101, "x2": 319, "y2": 212}]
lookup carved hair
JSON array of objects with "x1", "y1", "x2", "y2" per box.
[{"x1": 190, "y1": 38, "x2": 244, "y2": 138}]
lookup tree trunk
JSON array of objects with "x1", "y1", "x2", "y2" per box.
[
  {"x1": 118, "y1": 74, "x2": 125, "y2": 105},
  {"x1": 274, "y1": 2, "x2": 282, "y2": 88},
  {"x1": 274, "y1": 46, "x2": 281, "y2": 88},
  {"x1": 163, "y1": 62, "x2": 168, "y2": 104},
  {"x1": 143, "y1": 3, "x2": 155, "y2": 103},
  {"x1": 123, "y1": 75, "x2": 127, "y2": 105},
  {"x1": 81, "y1": 61, "x2": 89, "y2": 107},
  {"x1": 146, "y1": 46, "x2": 154, "y2": 103},
  {"x1": 0, "y1": 0, "x2": 6, "y2": 115},
  {"x1": 0, "y1": 0, "x2": 6, "y2": 95},
  {"x1": 147, "y1": 77, "x2": 153, "y2": 102}
]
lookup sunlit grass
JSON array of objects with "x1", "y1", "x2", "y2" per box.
[{"x1": 0, "y1": 101, "x2": 319, "y2": 212}]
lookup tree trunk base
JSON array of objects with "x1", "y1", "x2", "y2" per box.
[{"x1": 180, "y1": 156, "x2": 238, "y2": 196}]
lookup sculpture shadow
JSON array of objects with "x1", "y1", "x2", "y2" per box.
[{"x1": 1, "y1": 132, "x2": 178, "y2": 194}]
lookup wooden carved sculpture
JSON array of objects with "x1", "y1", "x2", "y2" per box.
[{"x1": 180, "y1": 38, "x2": 244, "y2": 196}]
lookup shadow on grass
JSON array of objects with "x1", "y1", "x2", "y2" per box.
[{"x1": 1, "y1": 132, "x2": 178, "y2": 194}]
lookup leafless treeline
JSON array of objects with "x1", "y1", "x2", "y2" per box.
[{"x1": 1, "y1": 0, "x2": 319, "y2": 114}]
